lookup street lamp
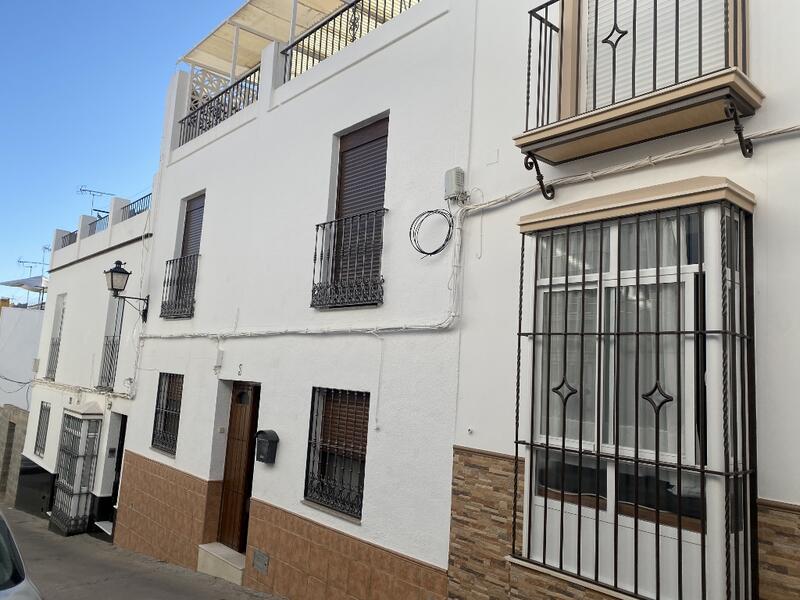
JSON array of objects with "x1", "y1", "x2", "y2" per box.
[{"x1": 103, "y1": 261, "x2": 149, "y2": 322}]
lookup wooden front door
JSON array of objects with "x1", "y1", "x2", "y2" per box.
[{"x1": 218, "y1": 382, "x2": 260, "y2": 552}]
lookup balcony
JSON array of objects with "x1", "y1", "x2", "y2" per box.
[
  {"x1": 51, "y1": 193, "x2": 153, "y2": 272},
  {"x1": 311, "y1": 209, "x2": 387, "y2": 309},
  {"x1": 283, "y1": 0, "x2": 422, "y2": 82},
  {"x1": 86, "y1": 215, "x2": 109, "y2": 237},
  {"x1": 515, "y1": 0, "x2": 763, "y2": 165},
  {"x1": 177, "y1": 66, "x2": 260, "y2": 146},
  {"x1": 160, "y1": 254, "x2": 199, "y2": 319},
  {"x1": 97, "y1": 335, "x2": 120, "y2": 390},
  {"x1": 59, "y1": 230, "x2": 77, "y2": 249},
  {"x1": 120, "y1": 193, "x2": 151, "y2": 221}
]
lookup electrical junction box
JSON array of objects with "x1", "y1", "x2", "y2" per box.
[{"x1": 444, "y1": 167, "x2": 465, "y2": 201}]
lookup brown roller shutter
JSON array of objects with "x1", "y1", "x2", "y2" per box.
[
  {"x1": 336, "y1": 118, "x2": 389, "y2": 218},
  {"x1": 333, "y1": 119, "x2": 389, "y2": 285},
  {"x1": 181, "y1": 196, "x2": 205, "y2": 257},
  {"x1": 321, "y1": 389, "x2": 369, "y2": 459}
]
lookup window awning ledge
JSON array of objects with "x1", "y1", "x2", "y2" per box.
[{"x1": 518, "y1": 176, "x2": 755, "y2": 233}]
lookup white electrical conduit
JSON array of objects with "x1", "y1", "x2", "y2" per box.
[{"x1": 140, "y1": 124, "x2": 800, "y2": 342}]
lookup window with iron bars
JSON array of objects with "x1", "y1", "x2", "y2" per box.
[
  {"x1": 304, "y1": 387, "x2": 370, "y2": 519},
  {"x1": 151, "y1": 373, "x2": 184, "y2": 455},
  {"x1": 514, "y1": 202, "x2": 757, "y2": 600},
  {"x1": 34, "y1": 402, "x2": 50, "y2": 457}
]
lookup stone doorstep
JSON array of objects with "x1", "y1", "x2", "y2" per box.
[
  {"x1": 197, "y1": 542, "x2": 246, "y2": 586},
  {"x1": 94, "y1": 521, "x2": 113, "y2": 536}
]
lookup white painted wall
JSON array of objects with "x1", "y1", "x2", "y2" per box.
[
  {"x1": 97, "y1": 0, "x2": 800, "y2": 580},
  {"x1": 22, "y1": 198, "x2": 150, "y2": 498},
  {"x1": 126, "y1": 0, "x2": 472, "y2": 569},
  {"x1": 0, "y1": 307, "x2": 43, "y2": 409}
]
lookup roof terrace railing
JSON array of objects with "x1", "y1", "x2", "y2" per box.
[
  {"x1": 86, "y1": 215, "x2": 109, "y2": 237},
  {"x1": 121, "y1": 193, "x2": 152, "y2": 221},
  {"x1": 177, "y1": 66, "x2": 260, "y2": 146},
  {"x1": 282, "y1": 0, "x2": 422, "y2": 82},
  {"x1": 60, "y1": 230, "x2": 78, "y2": 249}
]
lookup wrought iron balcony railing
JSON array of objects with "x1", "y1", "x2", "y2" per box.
[
  {"x1": 97, "y1": 335, "x2": 120, "y2": 390},
  {"x1": 526, "y1": 0, "x2": 747, "y2": 131},
  {"x1": 283, "y1": 0, "x2": 422, "y2": 82},
  {"x1": 160, "y1": 254, "x2": 199, "y2": 319},
  {"x1": 311, "y1": 209, "x2": 387, "y2": 309},
  {"x1": 45, "y1": 337, "x2": 61, "y2": 380},
  {"x1": 121, "y1": 193, "x2": 151, "y2": 221},
  {"x1": 178, "y1": 66, "x2": 260, "y2": 146},
  {"x1": 86, "y1": 215, "x2": 109, "y2": 237},
  {"x1": 60, "y1": 230, "x2": 77, "y2": 249}
]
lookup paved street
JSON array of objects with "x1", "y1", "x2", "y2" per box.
[{"x1": 4, "y1": 507, "x2": 272, "y2": 600}]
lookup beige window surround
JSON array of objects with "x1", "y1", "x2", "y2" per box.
[{"x1": 518, "y1": 176, "x2": 755, "y2": 233}]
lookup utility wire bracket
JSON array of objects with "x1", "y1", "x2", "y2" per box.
[
  {"x1": 524, "y1": 152, "x2": 556, "y2": 200},
  {"x1": 725, "y1": 100, "x2": 754, "y2": 158}
]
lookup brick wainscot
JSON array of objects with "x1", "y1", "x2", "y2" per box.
[
  {"x1": 114, "y1": 451, "x2": 222, "y2": 569},
  {"x1": 448, "y1": 445, "x2": 800, "y2": 600},
  {"x1": 244, "y1": 498, "x2": 448, "y2": 600}
]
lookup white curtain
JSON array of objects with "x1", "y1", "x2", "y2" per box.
[
  {"x1": 607, "y1": 282, "x2": 682, "y2": 454},
  {"x1": 539, "y1": 289, "x2": 598, "y2": 443}
]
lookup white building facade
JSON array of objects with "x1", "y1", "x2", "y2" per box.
[
  {"x1": 24, "y1": 1, "x2": 800, "y2": 599},
  {"x1": 20, "y1": 194, "x2": 152, "y2": 534}
]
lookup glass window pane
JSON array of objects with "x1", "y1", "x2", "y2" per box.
[
  {"x1": 536, "y1": 449, "x2": 608, "y2": 505},
  {"x1": 538, "y1": 289, "x2": 597, "y2": 443},
  {"x1": 618, "y1": 463, "x2": 702, "y2": 525},
  {"x1": 620, "y1": 212, "x2": 700, "y2": 271},
  {"x1": 603, "y1": 283, "x2": 684, "y2": 454}
]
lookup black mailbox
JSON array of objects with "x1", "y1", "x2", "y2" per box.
[{"x1": 255, "y1": 430, "x2": 279, "y2": 464}]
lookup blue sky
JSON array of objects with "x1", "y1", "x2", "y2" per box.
[{"x1": 0, "y1": 0, "x2": 241, "y2": 303}]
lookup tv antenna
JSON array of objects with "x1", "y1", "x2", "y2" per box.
[
  {"x1": 77, "y1": 185, "x2": 115, "y2": 216},
  {"x1": 17, "y1": 257, "x2": 48, "y2": 307}
]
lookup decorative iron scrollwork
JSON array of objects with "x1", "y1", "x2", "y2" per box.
[
  {"x1": 524, "y1": 152, "x2": 556, "y2": 200},
  {"x1": 348, "y1": 11, "x2": 361, "y2": 42},
  {"x1": 725, "y1": 100, "x2": 754, "y2": 158}
]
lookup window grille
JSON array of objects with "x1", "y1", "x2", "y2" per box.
[
  {"x1": 151, "y1": 373, "x2": 184, "y2": 455},
  {"x1": 513, "y1": 202, "x2": 757, "y2": 600},
  {"x1": 34, "y1": 402, "x2": 50, "y2": 457},
  {"x1": 305, "y1": 387, "x2": 370, "y2": 519},
  {"x1": 51, "y1": 414, "x2": 102, "y2": 535},
  {"x1": 45, "y1": 294, "x2": 66, "y2": 380}
]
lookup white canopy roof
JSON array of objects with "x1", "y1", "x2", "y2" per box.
[
  {"x1": 181, "y1": 0, "x2": 346, "y2": 76},
  {"x1": 0, "y1": 276, "x2": 48, "y2": 293}
]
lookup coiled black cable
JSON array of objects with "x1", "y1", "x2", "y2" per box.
[{"x1": 409, "y1": 208, "x2": 454, "y2": 257}]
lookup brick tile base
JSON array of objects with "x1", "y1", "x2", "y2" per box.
[
  {"x1": 448, "y1": 445, "x2": 800, "y2": 600},
  {"x1": 448, "y1": 446, "x2": 521, "y2": 600},
  {"x1": 114, "y1": 451, "x2": 222, "y2": 569},
  {"x1": 243, "y1": 498, "x2": 447, "y2": 600},
  {"x1": 759, "y1": 500, "x2": 800, "y2": 599},
  {"x1": 508, "y1": 562, "x2": 615, "y2": 600}
]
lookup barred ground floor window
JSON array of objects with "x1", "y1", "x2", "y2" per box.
[
  {"x1": 514, "y1": 191, "x2": 757, "y2": 600},
  {"x1": 305, "y1": 387, "x2": 370, "y2": 519},
  {"x1": 151, "y1": 373, "x2": 184, "y2": 455}
]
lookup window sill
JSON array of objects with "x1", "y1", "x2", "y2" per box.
[
  {"x1": 507, "y1": 556, "x2": 637, "y2": 600},
  {"x1": 149, "y1": 445, "x2": 177, "y2": 459},
  {"x1": 301, "y1": 498, "x2": 362, "y2": 526},
  {"x1": 514, "y1": 68, "x2": 764, "y2": 165}
]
